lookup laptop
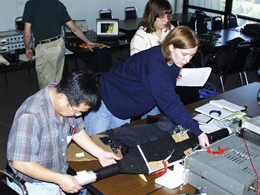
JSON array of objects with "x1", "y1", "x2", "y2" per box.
[{"x1": 96, "y1": 18, "x2": 119, "y2": 45}]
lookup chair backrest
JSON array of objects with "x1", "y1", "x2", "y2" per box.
[
  {"x1": 198, "y1": 34, "x2": 217, "y2": 52},
  {"x1": 15, "y1": 17, "x2": 24, "y2": 31},
  {"x1": 247, "y1": 39, "x2": 260, "y2": 72},
  {"x1": 125, "y1": 7, "x2": 138, "y2": 19},
  {"x1": 189, "y1": 50, "x2": 204, "y2": 67},
  {"x1": 224, "y1": 41, "x2": 251, "y2": 76},
  {"x1": 189, "y1": 10, "x2": 208, "y2": 30},
  {"x1": 171, "y1": 17, "x2": 180, "y2": 27},
  {"x1": 211, "y1": 16, "x2": 223, "y2": 30},
  {"x1": 227, "y1": 14, "x2": 238, "y2": 28},
  {"x1": 249, "y1": 49, "x2": 260, "y2": 72},
  {"x1": 99, "y1": 8, "x2": 113, "y2": 19},
  {"x1": 195, "y1": 18, "x2": 208, "y2": 34}
]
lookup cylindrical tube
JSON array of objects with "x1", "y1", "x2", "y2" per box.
[
  {"x1": 94, "y1": 164, "x2": 120, "y2": 181},
  {"x1": 74, "y1": 164, "x2": 120, "y2": 186},
  {"x1": 206, "y1": 128, "x2": 229, "y2": 143},
  {"x1": 74, "y1": 170, "x2": 97, "y2": 186}
]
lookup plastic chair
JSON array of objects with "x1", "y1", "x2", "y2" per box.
[
  {"x1": 125, "y1": 7, "x2": 138, "y2": 19},
  {"x1": 212, "y1": 41, "x2": 251, "y2": 92},
  {"x1": 195, "y1": 18, "x2": 208, "y2": 34},
  {"x1": 211, "y1": 16, "x2": 223, "y2": 30},
  {"x1": 99, "y1": 9, "x2": 113, "y2": 19},
  {"x1": 15, "y1": 17, "x2": 24, "y2": 31},
  {"x1": 227, "y1": 14, "x2": 238, "y2": 28}
]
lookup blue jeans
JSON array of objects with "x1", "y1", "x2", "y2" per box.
[
  {"x1": 141, "y1": 106, "x2": 160, "y2": 119},
  {"x1": 7, "y1": 178, "x2": 66, "y2": 195},
  {"x1": 84, "y1": 101, "x2": 130, "y2": 136}
]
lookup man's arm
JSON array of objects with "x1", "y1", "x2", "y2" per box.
[
  {"x1": 66, "y1": 20, "x2": 101, "y2": 52},
  {"x1": 23, "y1": 22, "x2": 33, "y2": 60},
  {"x1": 73, "y1": 130, "x2": 121, "y2": 167},
  {"x1": 12, "y1": 161, "x2": 82, "y2": 194}
]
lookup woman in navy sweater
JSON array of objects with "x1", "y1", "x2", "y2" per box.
[{"x1": 85, "y1": 26, "x2": 210, "y2": 147}]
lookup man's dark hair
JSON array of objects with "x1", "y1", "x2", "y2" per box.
[{"x1": 56, "y1": 70, "x2": 101, "y2": 109}]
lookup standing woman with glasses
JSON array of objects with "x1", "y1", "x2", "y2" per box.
[
  {"x1": 130, "y1": 0, "x2": 174, "y2": 119},
  {"x1": 130, "y1": 0, "x2": 174, "y2": 56}
]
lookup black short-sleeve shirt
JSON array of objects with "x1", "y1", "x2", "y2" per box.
[{"x1": 23, "y1": 0, "x2": 71, "y2": 41}]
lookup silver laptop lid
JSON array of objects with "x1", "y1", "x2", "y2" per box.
[{"x1": 96, "y1": 18, "x2": 119, "y2": 36}]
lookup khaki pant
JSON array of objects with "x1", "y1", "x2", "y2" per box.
[{"x1": 35, "y1": 38, "x2": 65, "y2": 89}]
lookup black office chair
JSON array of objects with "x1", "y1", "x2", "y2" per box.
[
  {"x1": 212, "y1": 41, "x2": 251, "y2": 92},
  {"x1": 99, "y1": 8, "x2": 113, "y2": 19},
  {"x1": 0, "y1": 169, "x2": 28, "y2": 195},
  {"x1": 125, "y1": 7, "x2": 138, "y2": 19},
  {"x1": 15, "y1": 17, "x2": 24, "y2": 31},
  {"x1": 211, "y1": 16, "x2": 223, "y2": 30},
  {"x1": 243, "y1": 39, "x2": 260, "y2": 84},
  {"x1": 227, "y1": 14, "x2": 238, "y2": 28},
  {"x1": 171, "y1": 17, "x2": 180, "y2": 27},
  {"x1": 195, "y1": 18, "x2": 208, "y2": 34},
  {"x1": 198, "y1": 34, "x2": 217, "y2": 67},
  {"x1": 189, "y1": 10, "x2": 208, "y2": 30},
  {"x1": 188, "y1": 50, "x2": 205, "y2": 68}
]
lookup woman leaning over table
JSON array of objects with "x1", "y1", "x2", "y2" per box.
[{"x1": 84, "y1": 26, "x2": 210, "y2": 147}]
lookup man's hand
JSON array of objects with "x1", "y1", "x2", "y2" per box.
[
  {"x1": 25, "y1": 48, "x2": 33, "y2": 60},
  {"x1": 97, "y1": 150, "x2": 121, "y2": 167},
  {"x1": 86, "y1": 41, "x2": 103, "y2": 52},
  {"x1": 198, "y1": 133, "x2": 210, "y2": 147},
  {"x1": 58, "y1": 174, "x2": 82, "y2": 194}
]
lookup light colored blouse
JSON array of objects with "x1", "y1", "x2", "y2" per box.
[{"x1": 130, "y1": 25, "x2": 174, "y2": 56}]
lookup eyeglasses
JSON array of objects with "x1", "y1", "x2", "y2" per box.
[
  {"x1": 68, "y1": 101, "x2": 82, "y2": 117},
  {"x1": 158, "y1": 14, "x2": 172, "y2": 21}
]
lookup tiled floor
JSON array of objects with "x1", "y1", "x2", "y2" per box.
[{"x1": 0, "y1": 58, "x2": 259, "y2": 171}]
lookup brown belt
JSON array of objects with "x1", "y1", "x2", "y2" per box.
[{"x1": 37, "y1": 35, "x2": 61, "y2": 45}]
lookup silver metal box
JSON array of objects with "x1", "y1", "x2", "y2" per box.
[{"x1": 184, "y1": 134, "x2": 260, "y2": 195}]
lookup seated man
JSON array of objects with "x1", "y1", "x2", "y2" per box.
[{"x1": 7, "y1": 70, "x2": 120, "y2": 194}]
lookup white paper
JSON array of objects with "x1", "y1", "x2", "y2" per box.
[
  {"x1": 19, "y1": 54, "x2": 36, "y2": 61},
  {"x1": 193, "y1": 113, "x2": 213, "y2": 124},
  {"x1": 195, "y1": 103, "x2": 233, "y2": 120},
  {"x1": 65, "y1": 48, "x2": 73, "y2": 55},
  {"x1": 155, "y1": 163, "x2": 184, "y2": 189},
  {"x1": 199, "y1": 119, "x2": 222, "y2": 133},
  {"x1": 0, "y1": 54, "x2": 10, "y2": 65},
  {"x1": 209, "y1": 99, "x2": 244, "y2": 112},
  {"x1": 176, "y1": 67, "x2": 212, "y2": 87}
]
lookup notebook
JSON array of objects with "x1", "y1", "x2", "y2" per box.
[
  {"x1": 195, "y1": 99, "x2": 245, "y2": 120},
  {"x1": 96, "y1": 18, "x2": 119, "y2": 45}
]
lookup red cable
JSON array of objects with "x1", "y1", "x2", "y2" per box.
[
  {"x1": 241, "y1": 137, "x2": 260, "y2": 194},
  {"x1": 59, "y1": 186, "x2": 63, "y2": 195}
]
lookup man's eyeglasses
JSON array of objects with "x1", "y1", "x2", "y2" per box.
[
  {"x1": 68, "y1": 101, "x2": 82, "y2": 117},
  {"x1": 158, "y1": 14, "x2": 172, "y2": 21}
]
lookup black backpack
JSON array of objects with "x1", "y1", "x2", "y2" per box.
[{"x1": 242, "y1": 24, "x2": 260, "y2": 36}]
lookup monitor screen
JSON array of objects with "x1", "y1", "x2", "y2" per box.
[{"x1": 96, "y1": 19, "x2": 118, "y2": 36}]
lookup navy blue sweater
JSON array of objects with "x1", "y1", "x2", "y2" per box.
[{"x1": 100, "y1": 46, "x2": 202, "y2": 137}]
